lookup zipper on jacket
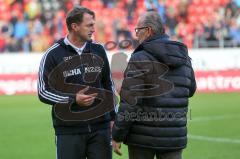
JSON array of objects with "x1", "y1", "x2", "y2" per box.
[{"x1": 88, "y1": 124, "x2": 91, "y2": 132}]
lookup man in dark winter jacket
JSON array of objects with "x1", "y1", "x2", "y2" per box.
[
  {"x1": 112, "y1": 11, "x2": 196, "y2": 159},
  {"x1": 37, "y1": 6, "x2": 116, "y2": 159}
]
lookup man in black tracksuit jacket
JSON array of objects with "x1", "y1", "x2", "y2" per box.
[
  {"x1": 38, "y1": 6, "x2": 115, "y2": 159},
  {"x1": 112, "y1": 11, "x2": 196, "y2": 159}
]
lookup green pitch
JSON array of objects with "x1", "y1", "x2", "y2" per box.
[{"x1": 0, "y1": 93, "x2": 239, "y2": 159}]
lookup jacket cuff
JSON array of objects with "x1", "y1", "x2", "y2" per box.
[
  {"x1": 112, "y1": 124, "x2": 128, "y2": 142},
  {"x1": 68, "y1": 94, "x2": 76, "y2": 104},
  {"x1": 110, "y1": 110, "x2": 116, "y2": 121}
]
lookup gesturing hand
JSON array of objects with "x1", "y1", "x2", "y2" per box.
[{"x1": 76, "y1": 86, "x2": 98, "y2": 106}]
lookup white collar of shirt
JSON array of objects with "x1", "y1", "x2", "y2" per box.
[{"x1": 64, "y1": 36, "x2": 86, "y2": 55}]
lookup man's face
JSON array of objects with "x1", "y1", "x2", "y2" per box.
[
  {"x1": 135, "y1": 17, "x2": 150, "y2": 44},
  {"x1": 73, "y1": 13, "x2": 95, "y2": 41}
]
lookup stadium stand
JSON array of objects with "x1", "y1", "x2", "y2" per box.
[{"x1": 0, "y1": 0, "x2": 239, "y2": 53}]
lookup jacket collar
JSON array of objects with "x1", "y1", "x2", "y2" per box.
[
  {"x1": 144, "y1": 33, "x2": 169, "y2": 43},
  {"x1": 133, "y1": 33, "x2": 169, "y2": 53},
  {"x1": 57, "y1": 38, "x2": 92, "y2": 54}
]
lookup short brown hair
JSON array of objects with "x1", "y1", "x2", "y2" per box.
[{"x1": 66, "y1": 6, "x2": 95, "y2": 31}]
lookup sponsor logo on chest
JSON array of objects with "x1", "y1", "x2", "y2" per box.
[
  {"x1": 85, "y1": 66, "x2": 102, "y2": 73},
  {"x1": 63, "y1": 68, "x2": 81, "y2": 77},
  {"x1": 63, "y1": 66, "x2": 102, "y2": 78}
]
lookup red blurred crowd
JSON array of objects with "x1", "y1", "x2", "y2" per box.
[{"x1": 0, "y1": 0, "x2": 240, "y2": 53}]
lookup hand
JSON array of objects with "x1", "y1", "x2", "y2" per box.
[
  {"x1": 76, "y1": 86, "x2": 98, "y2": 106},
  {"x1": 112, "y1": 140, "x2": 122, "y2": 156}
]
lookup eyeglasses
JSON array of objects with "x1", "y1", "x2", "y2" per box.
[{"x1": 134, "y1": 26, "x2": 149, "y2": 34}]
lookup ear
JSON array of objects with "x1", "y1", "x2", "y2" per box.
[
  {"x1": 146, "y1": 27, "x2": 153, "y2": 38},
  {"x1": 71, "y1": 23, "x2": 78, "y2": 31},
  {"x1": 148, "y1": 27, "x2": 154, "y2": 37}
]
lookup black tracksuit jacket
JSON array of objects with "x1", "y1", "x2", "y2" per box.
[{"x1": 38, "y1": 38, "x2": 115, "y2": 135}]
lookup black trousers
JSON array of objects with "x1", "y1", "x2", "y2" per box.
[
  {"x1": 56, "y1": 128, "x2": 112, "y2": 159},
  {"x1": 128, "y1": 145, "x2": 182, "y2": 159}
]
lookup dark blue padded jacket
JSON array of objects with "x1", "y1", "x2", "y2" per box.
[{"x1": 113, "y1": 34, "x2": 196, "y2": 151}]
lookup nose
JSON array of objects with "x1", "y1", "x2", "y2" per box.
[{"x1": 91, "y1": 25, "x2": 95, "y2": 33}]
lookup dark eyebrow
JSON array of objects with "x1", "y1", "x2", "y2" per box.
[
  {"x1": 87, "y1": 23, "x2": 94, "y2": 26},
  {"x1": 86, "y1": 21, "x2": 95, "y2": 26}
]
